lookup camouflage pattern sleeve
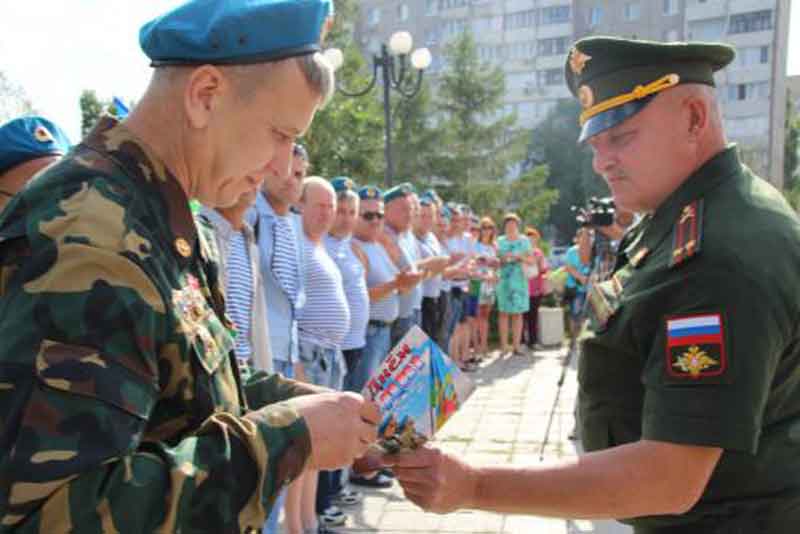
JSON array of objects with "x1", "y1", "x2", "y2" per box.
[
  {"x1": 0, "y1": 162, "x2": 310, "y2": 532},
  {"x1": 243, "y1": 370, "x2": 330, "y2": 409}
]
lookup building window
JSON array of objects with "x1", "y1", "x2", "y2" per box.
[
  {"x1": 541, "y1": 5, "x2": 571, "y2": 25},
  {"x1": 538, "y1": 37, "x2": 569, "y2": 56},
  {"x1": 438, "y1": 0, "x2": 469, "y2": 10},
  {"x1": 538, "y1": 68, "x2": 564, "y2": 86},
  {"x1": 729, "y1": 10, "x2": 773, "y2": 34},
  {"x1": 367, "y1": 7, "x2": 381, "y2": 26},
  {"x1": 426, "y1": 0, "x2": 437, "y2": 16},
  {"x1": 663, "y1": 0, "x2": 679, "y2": 16},
  {"x1": 727, "y1": 82, "x2": 770, "y2": 102},
  {"x1": 398, "y1": 3, "x2": 409, "y2": 21},
  {"x1": 624, "y1": 2, "x2": 641, "y2": 22},
  {"x1": 589, "y1": 6, "x2": 603, "y2": 26},
  {"x1": 688, "y1": 17, "x2": 725, "y2": 40},
  {"x1": 504, "y1": 9, "x2": 537, "y2": 30},
  {"x1": 735, "y1": 46, "x2": 771, "y2": 67}
]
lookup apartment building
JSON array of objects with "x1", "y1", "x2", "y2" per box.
[{"x1": 355, "y1": 0, "x2": 791, "y2": 186}]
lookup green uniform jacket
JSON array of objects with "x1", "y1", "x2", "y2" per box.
[
  {"x1": 581, "y1": 147, "x2": 800, "y2": 533},
  {"x1": 0, "y1": 117, "x2": 317, "y2": 533}
]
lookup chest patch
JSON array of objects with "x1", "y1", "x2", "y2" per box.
[{"x1": 665, "y1": 313, "x2": 727, "y2": 380}]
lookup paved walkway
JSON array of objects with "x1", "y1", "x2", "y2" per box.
[{"x1": 337, "y1": 346, "x2": 633, "y2": 534}]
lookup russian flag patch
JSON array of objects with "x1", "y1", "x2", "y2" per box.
[{"x1": 665, "y1": 313, "x2": 727, "y2": 380}]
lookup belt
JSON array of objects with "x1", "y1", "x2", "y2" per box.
[{"x1": 368, "y1": 319, "x2": 393, "y2": 328}]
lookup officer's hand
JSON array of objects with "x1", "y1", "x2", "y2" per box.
[
  {"x1": 290, "y1": 392, "x2": 380, "y2": 470},
  {"x1": 383, "y1": 444, "x2": 478, "y2": 514}
]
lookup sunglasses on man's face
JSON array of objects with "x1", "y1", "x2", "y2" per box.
[{"x1": 361, "y1": 211, "x2": 385, "y2": 221}]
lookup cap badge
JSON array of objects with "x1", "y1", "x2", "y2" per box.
[
  {"x1": 34, "y1": 125, "x2": 55, "y2": 144},
  {"x1": 569, "y1": 48, "x2": 592, "y2": 76}
]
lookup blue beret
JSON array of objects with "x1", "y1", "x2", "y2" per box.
[
  {"x1": 331, "y1": 176, "x2": 357, "y2": 193},
  {"x1": 440, "y1": 205, "x2": 452, "y2": 221},
  {"x1": 382, "y1": 182, "x2": 416, "y2": 204},
  {"x1": 140, "y1": 0, "x2": 334, "y2": 66},
  {"x1": 420, "y1": 189, "x2": 441, "y2": 206},
  {"x1": 359, "y1": 185, "x2": 382, "y2": 200},
  {"x1": 0, "y1": 116, "x2": 71, "y2": 175}
]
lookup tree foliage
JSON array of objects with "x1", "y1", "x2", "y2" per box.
[
  {"x1": 303, "y1": 0, "x2": 384, "y2": 182},
  {"x1": 528, "y1": 99, "x2": 607, "y2": 242},
  {"x1": 79, "y1": 89, "x2": 108, "y2": 138},
  {"x1": 433, "y1": 32, "x2": 520, "y2": 199},
  {"x1": 784, "y1": 89, "x2": 800, "y2": 210},
  {"x1": 0, "y1": 71, "x2": 35, "y2": 124}
]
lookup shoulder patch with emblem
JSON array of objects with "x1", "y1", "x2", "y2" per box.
[
  {"x1": 665, "y1": 313, "x2": 727, "y2": 380},
  {"x1": 669, "y1": 199, "x2": 703, "y2": 268}
]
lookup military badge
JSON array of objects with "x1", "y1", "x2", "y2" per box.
[
  {"x1": 670, "y1": 199, "x2": 703, "y2": 268},
  {"x1": 578, "y1": 85, "x2": 594, "y2": 109},
  {"x1": 34, "y1": 125, "x2": 55, "y2": 143},
  {"x1": 172, "y1": 275, "x2": 210, "y2": 339},
  {"x1": 569, "y1": 48, "x2": 591, "y2": 75},
  {"x1": 665, "y1": 313, "x2": 727, "y2": 381}
]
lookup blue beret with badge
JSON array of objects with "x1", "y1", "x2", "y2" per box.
[
  {"x1": 419, "y1": 189, "x2": 441, "y2": 206},
  {"x1": 359, "y1": 185, "x2": 382, "y2": 201},
  {"x1": 0, "y1": 116, "x2": 72, "y2": 175},
  {"x1": 140, "y1": 0, "x2": 335, "y2": 66},
  {"x1": 565, "y1": 36, "x2": 734, "y2": 143},
  {"x1": 382, "y1": 182, "x2": 416, "y2": 204},
  {"x1": 331, "y1": 176, "x2": 357, "y2": 194}
]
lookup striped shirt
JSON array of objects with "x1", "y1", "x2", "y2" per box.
[
  {"x1": 325, "y1": 235, "x2": 369, "y2": 350},
  {"x1": 298, "y1": 234, "x2": 350, "y2": 350},
  {"x1": 356, "y1": 239, "x2": 400, "y2": 323},
  {"x1": 387, "y1": 227, "x2": 422, "y2": 317},
  {"x1": 225, "y1": 231, "x2": 254, "y2": 360},
  {"x1": 272, "y1": 214, "x2": 299, "y2": 306},
  {"x1": 417, "y1": 232, "x2": 443, "y2": 298}
]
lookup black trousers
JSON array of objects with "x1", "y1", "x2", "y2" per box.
[{"x1": 421, "y1": 296, "x2": 439, "y2": 342}]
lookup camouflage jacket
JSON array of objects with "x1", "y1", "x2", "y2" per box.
[{"x1": 0, "y1": 117, "x2": 316, "y2": 533}]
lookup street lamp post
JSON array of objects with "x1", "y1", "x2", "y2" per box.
[{"x1": 325, "y1": 31, "x2": 432, "y2": 188}]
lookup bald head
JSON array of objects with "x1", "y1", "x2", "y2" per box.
[{"x1": 301, "y1": 176, "x2": 336, "y2": 241}]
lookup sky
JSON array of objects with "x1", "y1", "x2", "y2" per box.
[{"x1": 1, "y1": 0, "x2": 799, "y2": 142}]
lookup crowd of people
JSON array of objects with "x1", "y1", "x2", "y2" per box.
[{"x1": 197, "y1": 142, "x2": 555, "y2": 533}]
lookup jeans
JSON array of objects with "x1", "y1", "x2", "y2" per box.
[
  {"x1": 342, "y1": 348, "x2": 364, "y2": 392},
  {"x1": 348, "y1": 322, "x2": 392, "y2": 393},
  {"x1": 298, "y1": 341, "x2": 345, "y2": 390}
]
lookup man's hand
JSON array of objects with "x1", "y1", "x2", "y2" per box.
[
  {"x1": 395, "y1": 270, "x2": 424, "y2": 292},
  {"x1": 289, "y1": 392, "x2": 380, "y2": 470},
  {"x1": 384, "y1": 444, "x2": 479, "y2": 514}
]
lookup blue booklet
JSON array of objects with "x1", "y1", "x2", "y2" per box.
[{"x1": 362, "y1": 326, "x2": 474, "y2": 454}]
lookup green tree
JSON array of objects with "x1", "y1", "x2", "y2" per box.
[
  {"x1": 433, "y1": 31, "x2": 524, "y2": 206},
  {"x1": 528, "y1": 99, "x2": 607, "y2": 242},
  {"x1": 0, "y1": 71, "x2": 35, "y2": 123},
  {"x1": 79, "y1": 89, "x2": 108, "y2": 137},
  {"x1": 392, "y1": 80, "x2": 440, "y2": 188},
  {"x1": 784, "y1": 91, "x2": 799, "y2": 197},
  {"x1": 303, "y1": 0, "x2": 385, "y2": 182},
  {"x1": 510, "y1": 164, "x2": 560, "y2": 228}
]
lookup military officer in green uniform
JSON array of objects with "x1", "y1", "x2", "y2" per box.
[
  {"x1": 0, "y1": 1, "x2": 380, "y2": 533},
  {"x1": 386, "y1": 37, "x2": 800, "y2": 533}
]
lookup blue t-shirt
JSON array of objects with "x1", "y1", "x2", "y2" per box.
[{"x1": 565, "y1": 245, "x2": 591, "y2": 292}]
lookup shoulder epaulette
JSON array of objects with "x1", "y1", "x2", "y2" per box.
[{"x1": 669, "y1": 199, "x2": 704, "y2": 268}]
